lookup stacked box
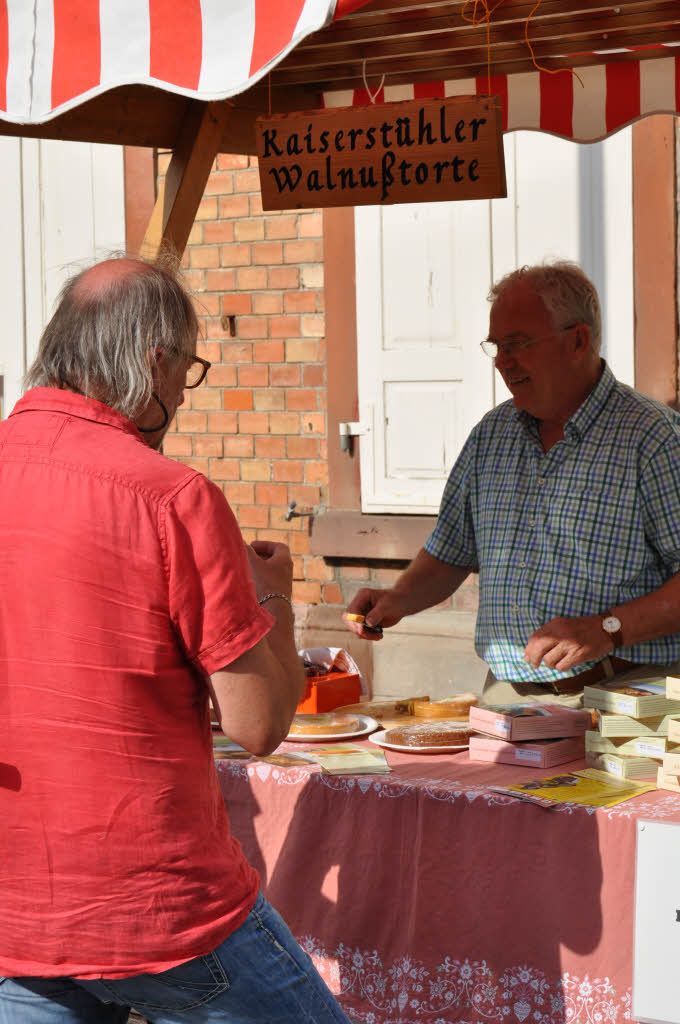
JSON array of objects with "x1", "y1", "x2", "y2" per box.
[
  {"x1": 580, "y1": 676, "x2": 680, "y2": 784},
  {"x1": 468, "y1": 703, "x2": 590, "y2": 768}
]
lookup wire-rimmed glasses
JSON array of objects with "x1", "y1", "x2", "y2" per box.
[{"x1": 480, "y1": 323, "x2": 579, "y2": 360}]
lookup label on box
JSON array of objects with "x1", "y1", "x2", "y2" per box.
[
  {"x1": 516, "y1": 747, "x2": 542, "y2": 764},
  {"x1": 602, "y1": 756, "x2": 623, "y2": 777},
  {"x1": 636, "y1": 741, "x2": 662, "y2": 758},
  {"x1": 616, "y1": 700, "x2": 636, "y2": 716},
  {"x1": 496, "y1": 718, "x2": 511, "y2": 734}
]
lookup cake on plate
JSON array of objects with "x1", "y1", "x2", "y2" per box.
[{"x1": 384, "y1": 719, "x2": 473, "y2": 747}]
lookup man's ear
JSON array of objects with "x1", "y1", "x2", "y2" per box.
[
  {"x1": 146, "y1": 346, "x2": 164, "y2": 365},
  {"x1": 573, "y1": 323, "x2": 591, "y2": 357},
  {"x1": 146, "y1": 346, "x2": 164, "y2": 381}
]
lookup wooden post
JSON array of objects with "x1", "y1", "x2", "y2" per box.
[
  {"x1": 141, "y1": 99, "x2": 229, "y2": 260},
  {"x1": 632, "y1": 115, "x2": 678, "y2": 407},
  {"x1": 124, "y1": 146, "x2": 156, "y2": 254}
]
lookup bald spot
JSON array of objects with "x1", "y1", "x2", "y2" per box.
[{"x1": 73, "y1": 258, "x2": 153, "y2": 302}]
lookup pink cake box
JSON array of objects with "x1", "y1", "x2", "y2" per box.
[
  {"x1": 469, "y1": 703, "x2": 592, "y2": 741},
  {"x1": 469, "y1": 734, "x2": 586, "y2": 768}
]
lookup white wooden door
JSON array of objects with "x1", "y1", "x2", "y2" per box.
[
  {"x1": 355, "y1": 199, "x2": 494, "y2": 514},
  {"x1": 355, "y1": 127, "x2": 633, "y2": 514},
  {"x1": 0, "y1": 139, "x2": 125, "y2": 419}
]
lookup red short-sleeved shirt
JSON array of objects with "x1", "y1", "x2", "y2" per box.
[{"x1": 0, "y1": 389, "x2": 274, "y2": 978}]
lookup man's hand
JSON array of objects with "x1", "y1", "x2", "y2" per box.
[
  {"x1": 524, "y1": 614, "x2": 614, "y2": 671},
  {"x1": 343, "y1": 587, "x2": 407, "y2": 641},
  {"x1": 246, "y1": 540, "x2": 293, "y2": 602}
]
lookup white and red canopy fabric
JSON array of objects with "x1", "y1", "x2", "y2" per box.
[
  {"x1": 324, "y1": 47, "x2": 680, "y2": 143},
  {"x1": 0, "y1": 0, "x2": 367, "y2": 124},
  {"x1": 1, "y1": 0, "x2": 679, "y2": 145}
]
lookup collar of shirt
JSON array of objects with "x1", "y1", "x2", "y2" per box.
[
  {"x1": 514, "y1": 359, "x2": 617, "y2": 445},
  {"x1": 10, "y1": 387, "x2": 144, "y2": 441}
]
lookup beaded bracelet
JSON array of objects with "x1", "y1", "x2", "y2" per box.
[{"x1": 258, "y1": 592, "x2": 293, "y2": 608}]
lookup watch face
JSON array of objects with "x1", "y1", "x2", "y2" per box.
[{"x1": 603, "y1": 616, "x2": 622, "y2": 633}]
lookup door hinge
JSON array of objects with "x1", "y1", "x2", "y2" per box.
[{"x1": 338, "y1": 421, "x2": 370, "y2": 452}]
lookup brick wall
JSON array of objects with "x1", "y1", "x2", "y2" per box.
[
  {"x1": 160, "y1": 151, "x2": 343, "y2": 608},
  {"x1": 158, "y1": 150, "x2": 480, "y2": 667}
]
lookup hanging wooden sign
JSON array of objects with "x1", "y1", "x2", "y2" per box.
[{"x1": 255, "y1": 95, "x2": 506, "y2": 211}]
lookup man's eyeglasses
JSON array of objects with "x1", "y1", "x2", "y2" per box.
[
  {"x1": 479, "y1": 324, "x2": 579, "y2": 360},
  {"x1": 185, "y1": 356, "x2": 211, "y2": 389}
]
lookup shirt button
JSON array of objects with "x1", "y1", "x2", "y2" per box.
[
  {"x1": 529, "y1": 520, "x2": 535, "y2": 528},
  {"x1": 513, "y1": 604, "x2": 519, "y2": 611},
  {"x1": 520, "y1": 561, "x2": 526, "y2": 568},
  {"x1": 537, "y1": 477, "x2": 545, "y2": 484}
]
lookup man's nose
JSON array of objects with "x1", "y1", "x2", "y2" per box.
[{"x1": 494, "y1": 345, "x2": 516, "y2": 369}]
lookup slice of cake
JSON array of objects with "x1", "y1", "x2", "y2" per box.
[{"x1": 288, "y1": 712, "x2": 361, "y2": 736}]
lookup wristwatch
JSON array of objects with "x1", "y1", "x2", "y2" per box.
[{"x1": 602, "y1": 612, "x2": 623, "y2": 649}]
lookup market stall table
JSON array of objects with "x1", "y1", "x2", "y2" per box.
[{"x1": 216, "y1": 744, "x2": 680, "y2": 1024}]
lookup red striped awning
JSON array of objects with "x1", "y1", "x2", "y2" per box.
[
  {"x1": 0, "y1": 0, "x2": 369, "y2": 125},
  {"x1": 323, "y1": 48, "x2": 680, "y2": 143},
  {"x1": 3, "y1": 1, "x2": 679, "y2": 143}
]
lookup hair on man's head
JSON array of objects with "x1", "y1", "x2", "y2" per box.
[
  {"x1": 25, "y1": 251, "x2": 199, "y2": 419},
  {"x1": 489, "y1": 261, "x2": 602, "y2": 352}
]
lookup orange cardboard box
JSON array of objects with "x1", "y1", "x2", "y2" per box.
[{"x1": 297, "y1": 672, "x2": 361, "y2": 713}]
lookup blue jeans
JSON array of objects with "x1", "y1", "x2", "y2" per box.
[{"x1": 0, "y1": 892, "x2": 351, "y2": 1023}]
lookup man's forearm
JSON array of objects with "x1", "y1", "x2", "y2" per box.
[
  {"x1": 262, "y1": 598, "x2": 306, "y2": 715},
  {"x1": 392, "y1": 549, "x2": 470, "y2": 617},
  {"x1": 613, "y1": 569, "x2": 680, "y2": 649},
  {"x1": 526, "y1": 568, "x2": 680, "y2": 672}
]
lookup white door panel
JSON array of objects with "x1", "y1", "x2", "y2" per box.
[
  {"x1": 384, "y1": 382, "x2": 460, "y2": 479},
  {"x1": 355, "y1": 128, "x2": 634, "y2": 514}
]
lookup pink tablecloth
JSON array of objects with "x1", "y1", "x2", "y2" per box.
[{"x1": 216, "y1": 744, "x2": 680, "y2": 1024}]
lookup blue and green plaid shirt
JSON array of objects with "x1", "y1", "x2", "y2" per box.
[{"x1": 425, "y1": 362, "x2": 680, "y2": 683}]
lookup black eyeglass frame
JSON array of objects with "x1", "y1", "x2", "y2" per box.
[{"x1": 185, "y1": 355, "x2": 211, "y2": 389}]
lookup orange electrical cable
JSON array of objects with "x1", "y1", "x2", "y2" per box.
[
  {"x1": 461, "y1": 0, "x2": 507, "y2": 94},
  {"x1": 461, "y1": 0, "x2": 583, "y2": 94},
  {"x1": 524, "y1": 0, "x2": 584, "y2": 87}
]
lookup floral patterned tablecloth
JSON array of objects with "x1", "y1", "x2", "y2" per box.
[{"x1": 216, "y1": 745, "x2": 680, "y2": 1024}]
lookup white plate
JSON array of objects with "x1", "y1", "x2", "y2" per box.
[
  {"x1": 369, "y1": 728, "x2": 469, "y2": 754},
  {"x1": 285, "y1": 714, "x2": 379, "y2": 743}
]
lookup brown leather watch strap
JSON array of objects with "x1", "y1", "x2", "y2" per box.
[{"x1": 602, "y1": 612, "x2": 624, "y2": 649}]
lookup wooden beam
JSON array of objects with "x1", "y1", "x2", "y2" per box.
[
  {"x1": 310, "y1": 510, "x2": 436, "y2": 559},
  {"x1": 142, "y1": 99, "x2": 230, "y2": 260},
  {"x1": 124, "y1": 147, "x2": 156, "y2": 254},
  {"x1": 296, "y1": 1, "x2": 677, "y2": 53},
  {"x1": 632, "y1": 115, "x2": 678, "y2": 406},
  {"x1": 0, "y1": 85, "x2": 190, "y2": 149},
  {"x1": 216, "y1": 85, "x2": 322, "y2": 155},
  {"x1": 271, "y1": 30, "x2": 680, "y2": 91},
  {"x1": 335, "y1": 0, "x2": 672, "y2": 19},
  {"x1": 324, "y1": 206, "x2": 361, "y2": 511}
]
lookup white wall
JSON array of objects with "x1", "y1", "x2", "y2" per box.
[{"x1": 0, "y1": 139, "x2": 126, "y2": 418}]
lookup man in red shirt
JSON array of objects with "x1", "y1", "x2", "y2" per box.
[{"x1": 0, "y1": 256, "x2": 350, "y2": 1024}]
